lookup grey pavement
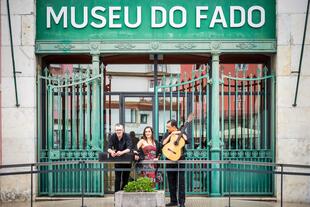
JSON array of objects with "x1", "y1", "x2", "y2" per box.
[{"x1": 1, "y1": 197, "x2": 310, "y2": 207}]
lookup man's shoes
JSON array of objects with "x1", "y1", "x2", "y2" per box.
[
  {"x1": 179, "y1": 204, "x2": 185, "y2": 207},
  {"x1": 166, "y1": 202, "x2": 178, "y2": 206}
]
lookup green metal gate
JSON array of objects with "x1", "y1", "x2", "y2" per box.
[
  {"x1": 37, "y1": 62, "x2": 275, "y2": 196},
  {"x1": 37, "y1": 65, "x2": 105, "y2": 196},
  {"x1": 155, "y1": 65, "x2": 275, "y2": 196},
  {"x1": 221, "y1": 67, "x2": 275, "y2": 195}
]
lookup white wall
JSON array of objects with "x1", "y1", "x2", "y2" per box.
[
  {"x1": 0, "y1": 0, "x2": 36, "y2": 201},
  {"x1": 276, "y1": 0, "x2": 310, "y2": 203},
  {"x1": 111, "y1": 76, "x2": 149, "y2": 92},
  {"x1": 108, "y1": 64, "x2": 181, "y2": 92},
  {"x1": 108, "y1": 64, "x2": 149, "y2": 73}
]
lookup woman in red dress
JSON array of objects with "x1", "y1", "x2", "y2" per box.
[{"x1": 137, "y1": 126, "x2": 161, "y2": 183}]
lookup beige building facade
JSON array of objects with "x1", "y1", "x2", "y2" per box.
[{"x1": 0, "y1": 0, "x2": 309, "y2": 203}]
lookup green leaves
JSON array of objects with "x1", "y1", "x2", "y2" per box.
[{"x1": 123, "y1": 177, "x2": 155, "y2": 192}]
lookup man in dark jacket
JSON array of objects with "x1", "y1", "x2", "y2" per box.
[
  {"x1": 107, "y1": 124, "x2": 133, "y2": 192},
  {"x1": 162, "y1": 119, "x2": 189, "y2": 207}
]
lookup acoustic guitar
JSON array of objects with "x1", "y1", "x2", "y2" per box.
[{"x1": 162, "y1": 114, "x2": 193, "y2": 161}]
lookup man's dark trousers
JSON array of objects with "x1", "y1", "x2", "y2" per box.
[
  {"x1": 167, "y1": 163, "x2": 185, "y2": 205},
  {"x1": 115, "y1": 164, "x2": 131, "y2": 192}
]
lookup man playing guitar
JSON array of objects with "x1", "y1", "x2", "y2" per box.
[{"x1": 162, "y1": 119, "x2": 189, "y2": 207}]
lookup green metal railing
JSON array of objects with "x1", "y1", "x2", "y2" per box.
[
  {"x1": 37, "y1": 66, "x2": 105, "y2": 196},
  {"x1": 221, "y1": 67, "x2": 275, "y2": 195},
  {"x1": 0, "y1": 160, "x2": 310, "y2": 207},
  {"x1": 2, "y1": 160, "x2": 310, "y2": 207}
]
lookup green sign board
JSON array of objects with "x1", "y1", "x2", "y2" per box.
[{"x1": 36, "y1": 0, "x2": 275, "y2": 41}]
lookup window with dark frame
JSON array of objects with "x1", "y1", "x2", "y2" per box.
[
  {"x1": 140, "y1": 114, "x2": 148, "y2": 124},
  {"x1": 125, "y1": 109, "x2": 137, "y2": 123},
  {"x1": 235, "y1": 64, "x2": 248, "y2": 72}
]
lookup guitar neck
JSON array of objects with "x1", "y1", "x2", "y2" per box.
[
  {"x1": 175, "y1": 121, "x2": 191, "y2": 142},
  {"x1": 180, "y1": 121, "x2": 190, "y2": 133}
]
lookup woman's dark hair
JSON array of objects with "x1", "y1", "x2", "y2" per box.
[{"x1": 142, "y1": 126, "x2": 155, "y2": 144}]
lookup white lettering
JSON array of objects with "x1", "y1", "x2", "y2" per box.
[
  {"x1": 91, "y1": 7, "x2": 106, "y2": 28},
  {"x1": 248, "y1": 6, "x2": 265, "y2": 28},
  {"x1": 71, "y1": 7, "x2": 88, "y2": 29},
  {"x1": 230, "y1": 6, "x2": 245, "y2": 27},
  {"x1": 151, "y1": 6, "x2": 167, "y2": 28},
  {"x1": 45, "y1": 5, "x2": 268, "y2": 30},
  {"x1": 210, "y1": 6, "x2": 227, "y2": 28},
  {"x1": 109, "y1": 6, "x2": 122, "y2": 28},
  {"x1": 169, "y1": 6, "x2": 186, "y2": 28},
  {"x1": 47, "y1": 7, "x2": 67, "y2": 28},
  {"x1": 196, "y1": 6, "x2": 208, "y2": 28},
  {"x1": 124, "y1": 6, "x2": 142, "y2": 28}
]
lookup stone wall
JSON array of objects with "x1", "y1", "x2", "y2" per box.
[
  {"x1": 0, "y1": 0, "x2": 36, "y2": 201},
  {"x1": 0, "y1": 0, "x2": 310, "y2": 203},
  {"x1": 276, "y1": 0, "x2": 310, "y2": 203}
]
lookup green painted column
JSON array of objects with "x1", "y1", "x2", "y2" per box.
[
  {"x1": 210, "y1": 52, "x2": 221, "y2": 196},
  {"x1": 91, "y1": 54, "x2": 100, "y2": 149}
]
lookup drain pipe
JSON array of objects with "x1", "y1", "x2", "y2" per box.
[
  {"x1": 292, "y1": 0, "x2": 310, "y2": 107},
  {"x1": 6, "y1": 0, "x2": 20, "y2": 107}
]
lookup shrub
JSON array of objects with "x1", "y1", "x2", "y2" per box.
[{"x1": 123, "y1": 177, "x2": 155, "y2": 192}]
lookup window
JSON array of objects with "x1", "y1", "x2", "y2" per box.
[
  {"x1": 140, "y1": 114, "x2": 148, "y2": 124},
  {"x1": 235, "y1": 64, "x2": 248, "y2": 72},
  {"x1": 149, "y1": 79, "x2": 162, "y2": 91},
  {"x1": 149, "y1": 79, "x2": 161, "y2": 88},
  {"x1": 193, "y1": 64, "x2": 208, "y2": 71},
  {"x1": 125, "y1": 109, "x2": 137, "y2": 123},
  {"x1": 150, "y1": 64, "x2": 168, "y2": 73}
]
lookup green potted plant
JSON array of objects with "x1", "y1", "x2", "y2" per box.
[
  {"x1": 115, "y1": 177, "x2": 165, "y2": 207},
  {"x1": 124, "y1": 177, "x2": 155, "y2": 192}
]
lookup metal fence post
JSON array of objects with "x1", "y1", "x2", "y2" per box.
[
  {"x1": 281, "y1": 164, "x2": 284, "y2": 207},
  {"x1": 30, "y1": 164, "x2": 33, "y2": 207}
]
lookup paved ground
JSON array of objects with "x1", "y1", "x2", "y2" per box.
[{"x1": 1, "y1": 197, "x2": 310, "y2": 207}]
